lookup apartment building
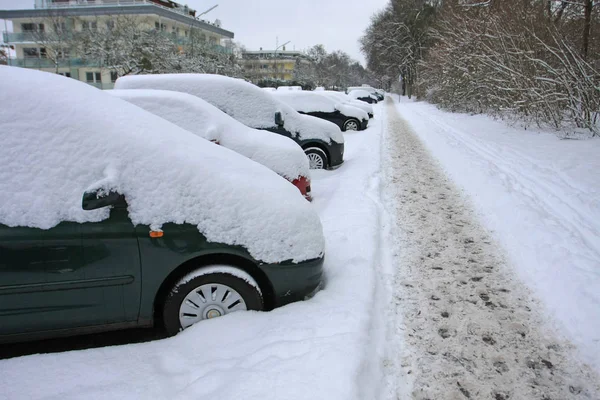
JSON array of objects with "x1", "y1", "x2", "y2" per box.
[
  {"x1": 241, "y1": 49, "x2": 309, "y2": 83},
  {"x1": 0, "y1": 0, "x2": 235, "y2": 89}
]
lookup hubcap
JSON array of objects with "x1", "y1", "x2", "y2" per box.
[
  {"x1": 345, "y1": 120, "x2": 359, "y2": 131},
  {"x1": 307, "y1": 153, "x2": 325, "y2": 169},
  {"x1": 179, "y1": 283, "x2": 247, "y2": 329}
]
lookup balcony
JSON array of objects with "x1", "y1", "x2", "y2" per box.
[
  {"x1": 8, "y1": 57, "x2": 101, "y2": 68},
  {"x1": 3, "y1": 32, "x2": 39, "y2": 43}
]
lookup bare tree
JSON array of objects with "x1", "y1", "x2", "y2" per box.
[
  {"x1": 29, "y1": 9, "x2": 72, "y2": 73},
  {"x1": 362, "y1": 0, "x2": 599, "y2": 135},
  {"x1": 0, "y1": 48, "x2": 7, "y2": 65}
]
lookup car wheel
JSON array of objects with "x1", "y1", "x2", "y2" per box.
[
  {"x1": 343, "y1": 119, "x2": 360, "y2": 131},
  {"x1": 162, "y1": 265, "x2": 263, "y2": 336},
  {"x1": 304, "y1": 147, "x2": 328, "y2": 170}
]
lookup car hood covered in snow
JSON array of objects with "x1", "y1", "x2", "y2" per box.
[
  {"x1": 115, "y1": 74, "x2": 344, "y2": 145},
  {"x1": 321, "y1": 91, "x2": 374, "y2": 115},
  {"x1": 273, "y1": 91, "x2": 369, "y2": 121},
  {"x1": 0, "y1": 66, "x2": 324, "y2": 264},
  {"x1": 108, "y1": 89, "x2": 310, "y2": 182}
]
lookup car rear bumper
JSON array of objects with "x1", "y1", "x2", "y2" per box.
[
  {"x1": 327, "y1": 141, "x2": 344, "y2": 169},
  {"x1": 260, "y1": 256, "x2": 324, "y2": 307}
]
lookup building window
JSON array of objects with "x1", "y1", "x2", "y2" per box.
[
  {"x1": 53, "y1": 22, "x2": 66, "y2": 32},
  {"x1": 86, "y1": 72, "x2": 101, "y2": 83},
  {"x1": 58, "y1": 72, "x2": 71, "y2": 78},
  {"x1": 21, "y1": 23, "x2": 44, "y2": 32},
  {"x1": 39, "y1": 48, "x2": 47, "y2": 58},
  {"x1": 81, "y1": 21, "x2": 97, "y2": 31},
  {"x1": 110, "y1": 71, "x2": 118, "y2": 83},
  {"x1": 23, "y1": 48, "x2": 39, "y2": 58}
]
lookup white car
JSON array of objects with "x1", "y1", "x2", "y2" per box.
[
  {"x1": 109, "y1": 89, "x2": 313, "y2": 200},
  {"x1": 348, "y1": 89, "x2": 379, "y2": 104},
  {"x1": 115, "y1": 74, "x2": 345, "y2": 170},
  {"x1": 273, "y1": 91, "x2": 369, "y2": 131},
  {"x1": 317, "y1": 90, "x2": 374, "y2": 119}
]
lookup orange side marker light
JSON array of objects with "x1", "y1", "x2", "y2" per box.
[{"x1": 149, "y1": 231, "x2": 164, "y2": 238}]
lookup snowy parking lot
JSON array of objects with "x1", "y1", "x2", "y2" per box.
[
  {"x1": 1, "y1": 97, "x2": 599, "y2": 400},
  {"x1": 0, "y1": 105, "x2": 386, "y2": 400}
]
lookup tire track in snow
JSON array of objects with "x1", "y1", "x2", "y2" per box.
[{"x1": 380, "y1": 98, "x2": 600, "y2": 400}]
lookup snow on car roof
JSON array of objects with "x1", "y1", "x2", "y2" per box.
[
  {"x1": 0, "y1": 67, "x2": 324, "y2": 264},
  {"x1": 349, "y1": 89, "x2": 375, "y2": 99},
  {"x1": 320, "y1": 91, "x2": 374, "y2": 115},
  {"x1": 273, "y1": 91, "x2": 338, "y2": 113},
  {"x1": 274, "y1": 91, "x2": 369, "y2": 121},
  {"x1": 115, "y1": 74, "x2": 343, "y2": 145},
  {"x1": 108, "y1": 89, "x2": 310, "y2": 182}
]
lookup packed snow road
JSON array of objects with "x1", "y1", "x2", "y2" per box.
[{"x1": 380, "y1": 98, "x2": 600, "y2": 399}]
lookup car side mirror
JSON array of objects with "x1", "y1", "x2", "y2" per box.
[
  {"x1": 275, "y1": 111, "x2": 284, "y2": 127},
  {"x1": 82, "y1": 190, "x2": 126, "y2": 210}
]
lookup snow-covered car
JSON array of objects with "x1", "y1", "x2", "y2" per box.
[
  {"x1": 115, "y1": 74, "x2": 344, "y2": 170},
  {"x1": 348, "y1": 89, "x2": 379, "y2": 104},
  {"x1": 273, "y1": 91, "x2": 369, "y2": 132},
  {"x1": 108, "y1": 89, "x2": 313, "y2": 200},
  {"x1": 318, "y1": 90, "x2": 374, "y2": 119},
  {"x1": 347, "y1": 86, "x2": 384, "y2": 101},
  {"x1": 277, "y1": 86, "x2": 302, "y2": 91},
  {"x1": 0, "y1": 66, "x2": 325, "y2": 342},
  {"x1": 262, "y1": 87, "x2": 276, "y2": 92}
]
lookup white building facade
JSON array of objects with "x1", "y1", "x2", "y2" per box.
[{"x1": 1, "y1": 0, "x2": 234, "y2": 89}]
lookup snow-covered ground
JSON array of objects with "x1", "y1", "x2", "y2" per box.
[
  {"x1": 393, "y1": 97, "x2": 600, "y2": 373},
  {"x1": 381, "y1": 98, "x2": 599, "y2": 399},
  {"x1": 2, "y1": 94, "x2": 599, "y2": 400},
  {"x1": 0, "y1": 108, "x2": 385, "y2": 400}
]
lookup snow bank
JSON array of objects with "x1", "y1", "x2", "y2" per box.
[
  {"x1": 0, "y1": 103, "x2": 386, "y2": 400},
  {"x1": 394, "y1": 97, "x2": 600, "y2": 372},
  {"x1": 115, "y1": 74, "x2": 343, "y2": 145},
  {"x1": 108, "y1": 89, "x2": 310, "y2": 182},
  {"x1": 273, "y1": 91, "x2": 368, "y2": 121},
  {"x1": 0, "y1": 66, "x2": 324, "y2": 264}
]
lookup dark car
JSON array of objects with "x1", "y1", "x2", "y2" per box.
[
  {"x1": 347, "y1": 86, "x2": 384, "y2": 102},
  {"x1": 115, "y1": 74, "x2": 345, "y2": 170},
  {"x1": 348, "y1": 89, "x2": 379, "y2": 104},
  {"x1": 0, "y1": 66, "x2": 326, "y2": 343},
  {"x1": 273, "y1": 91, "x2": 370, "y2": 132}
]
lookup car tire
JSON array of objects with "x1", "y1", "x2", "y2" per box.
[
  {"x1": 162, "y1": 266, "x2": 264, "y2": 336},
  {"x1": 343, "y1": 119, "x2": 360, "y2": 131},
  {"x1": 304, "y1": 147, "x2": 328, "y2": 170}
]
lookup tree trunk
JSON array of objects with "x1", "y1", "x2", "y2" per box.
[{"x1": 582, "y1": 0, "x2": 593, "y2": 58}]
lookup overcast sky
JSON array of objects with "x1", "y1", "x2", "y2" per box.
[{"x1": 0, "y1": 0, "x2": 388, "y2": 64}]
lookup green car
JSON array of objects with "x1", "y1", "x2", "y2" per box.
[{"x1": 0, "y1": 66, "x2": 325, "y2": 343}]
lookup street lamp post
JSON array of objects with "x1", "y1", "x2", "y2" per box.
[{"x1": 274, "y1": 40, "x2": 290, "y2": 81}]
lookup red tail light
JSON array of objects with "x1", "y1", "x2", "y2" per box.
[{"x1": 292, "y1": 176, "x2": 312, "y2": 201}]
